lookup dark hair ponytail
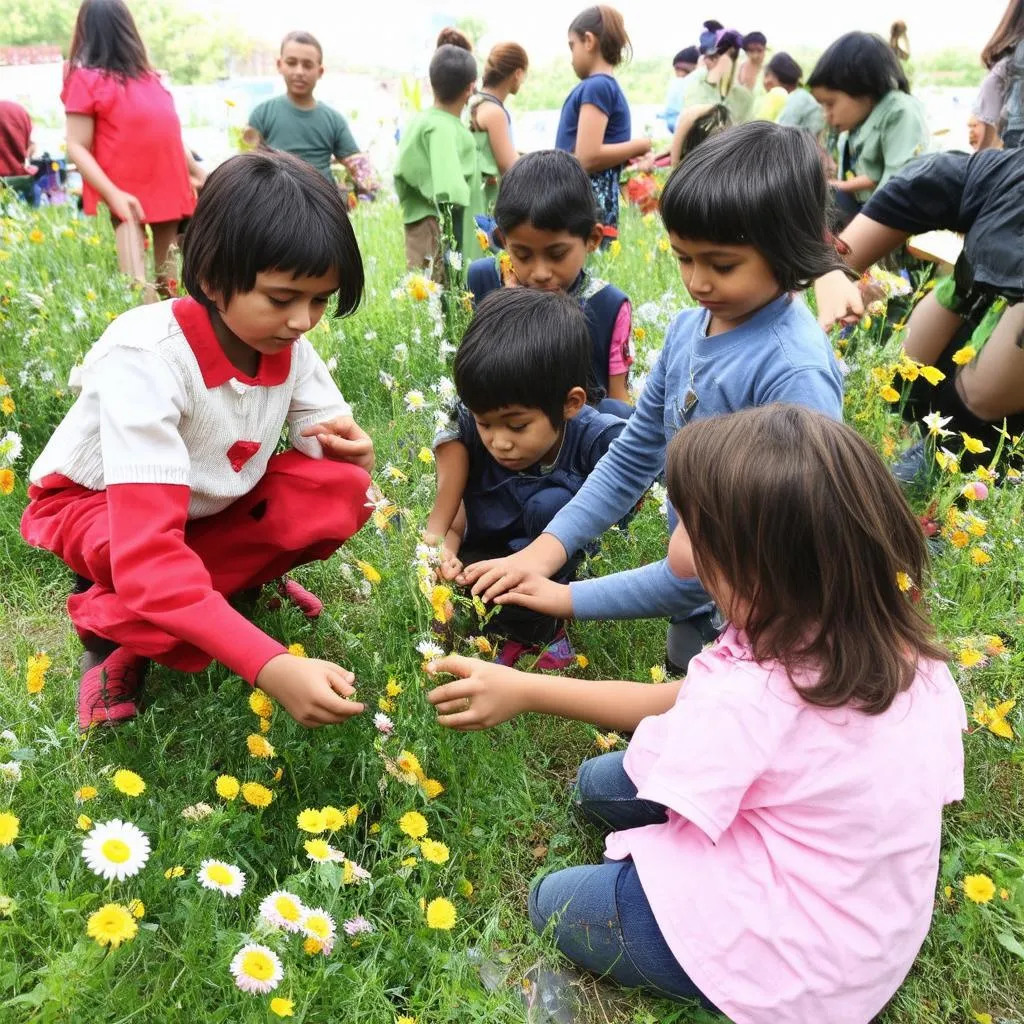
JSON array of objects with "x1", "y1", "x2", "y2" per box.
[{"x1": 568, "y1": 5, "x2": 632, "y2": 65}]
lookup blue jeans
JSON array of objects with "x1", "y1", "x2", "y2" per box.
[{"x1": 528, "y1": 753, "x2": 720, "y2": 1011}]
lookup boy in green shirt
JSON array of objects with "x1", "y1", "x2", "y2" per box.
[
  {"x1": 245, "y1": 31, "x2": 378, "y2": 199},
  {"x1": 394, "y1": 44, "x2": 479, "y2": 282}
]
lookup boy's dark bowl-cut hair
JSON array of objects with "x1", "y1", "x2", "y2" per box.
[
  {"x1": 454, "y1": 289, "x2": 591, "y2": 425},
  {"x1": 494, "y1": 150, "x2": 598, "y2": 240},
  {"x1": 182, "y1": 150, "x2": 363, "y2": 317},
  {"x1": 807, "y1": 31, "x2": 910, "y2": 100},
  {"x1": 659, "y1": 121, "x2": 848, "y2": 292},
  {"x1": 430, "y1": 44, "x2": 478, "y2": 103}
]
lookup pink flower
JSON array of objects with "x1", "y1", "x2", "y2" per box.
[
  {"x1": 961, "y1": 481, "x2": 989, "y2": 501},
  {"x1": 343, "y1": 916, "x2": 375, "y2": 936},
  {"x1": 373, "y1": 712, "x2": 394, "y2": 734}
]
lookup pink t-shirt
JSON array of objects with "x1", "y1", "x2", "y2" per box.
[
  {"x1": 608, "y1": 300, "x2": 633, "y2": 377},
  {"x1": 605, "y1": 626, "x2": 966, "y2": 1024}
]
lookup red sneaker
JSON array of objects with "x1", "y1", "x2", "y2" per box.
[
  {"x1": 78, "y1": 647, "x2": 148, "y2": 732},
  {"x1": 278, "y1": 578, "x2": 323, "y2": 619}
]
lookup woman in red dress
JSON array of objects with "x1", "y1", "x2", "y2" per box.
[{"x1": 63, "y1": 0, "x2": 203, "y2": 299}]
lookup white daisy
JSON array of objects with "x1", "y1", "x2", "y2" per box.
[
  {"x1": 416, "y1": 639, "x2": 445, "y2": 662},
  {"x1": 373, "y1": 712, "x2": 394, "y2": 735},
  {"x1": 0, "y1": 730, "x2": 16, "y2": 745},
  {"x1": 81, "y1": 819, "x2": 151, "y2": 881},
  {"x1": 393, "y1": 342, "x2": 408, "y2": 362},
  {"x1": 403, "y1": 389, "x2": 426, "y2": 412},
  {"x1": 229, "y1": 943, "x2": 283, "y2": 994},
  {"x1": 258, "y1": 890, "x2": 306, "y2": 933},
  {"x1": 301, "y1": 907, "x2": 337, "y2": 954},
  {"x1": 343, "y1": 916, "x2": 375, "y2": 936},
  {"x1": 0, "y1": 431, "x2": 22, "y2": 465},
  {"x1": 197, "y1": 859, "x2": 246, "y2": 897}
]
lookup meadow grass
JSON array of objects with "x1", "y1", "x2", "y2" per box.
[{"x1": 0, "y1": 196, "x2": 1021, "y2": 1023}]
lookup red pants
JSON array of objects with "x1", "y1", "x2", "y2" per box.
[{"x1": 21, "y1": 451, "x2": 371, "y2": 673}]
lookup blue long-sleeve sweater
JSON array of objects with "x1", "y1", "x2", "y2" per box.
[{"x1": 547, "y1": 292, "x2": 844, "y2": 621}]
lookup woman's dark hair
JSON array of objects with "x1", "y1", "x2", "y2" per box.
[
  {"x1": 182, "y1": 150, "x2": 363, "y2": 317},
  {"x1": 68, "y1": 0, "x2": 150, "y2": 80},
  {"x1": 494, "y1": 150, "x2": 598, "y2": 240},
  {"x1": 703, "y1": 19, "x2": 724, "y2": 32},
  {"x1": 660, "y1": 121, "x2": 849, "y2": 291},
  {"x1": 981, "y1": 0, "x2": 1024, "y2": 66},
  {"x1": 743, "y1": 31, "x2": 767, "y2": 48},
  {"x1": 673, "y1": 46, "x2": 700, "y2": 67},
  {"x1": 280, "y1": 30, "x2": 323, "y2": 62},
  {"x1": 807, "y1": 32, "x2": 910, "y2": 99},
  {"x1": 568, "y1": 5, "x2": 632, "y2": 65},
  {"x1": 679, "y1": 103, "x2": 732, "y2": 160},
  {"x1": 455, "y1": 289, "x2": 591, "y2": 425},
  {"x1": 436, "y1": 26, "x2": 473, "y2": 52},
  {"x1": 666, "y1": 405, "x2": 948, "y2": 715},
  {"x1": 430, "y1": 45, "x2": 478, "y2": 103},
  {"x1": 483, "y1": 42, "x2": 529, "y2": 88},
  {"x1": 766, "y1": 52, "x2": 803, "y2": 87}
]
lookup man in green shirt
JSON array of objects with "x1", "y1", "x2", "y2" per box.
[
  {"x1": 394, "y1": 45, "x2": 480, "y2": 282},
  {"x1": 245, "y1": 32, "x2": 377, "y2": 198}
]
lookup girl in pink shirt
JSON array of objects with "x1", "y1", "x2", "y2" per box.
[{"x1": 427, "y1": 404, "x2": 966, "y2": 1024}]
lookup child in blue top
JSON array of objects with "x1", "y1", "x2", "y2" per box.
[
  {"x1": 424, "y1": 288, "x2": 626, "y2": 668},
  {"x1": 467, "y1": 150, "x2": 633, "y2": 416},
  {"x1": 555, "y1": 5, "x2": 652, "y2": 244},
  {"x1": 460, "y1": 121, "x2": 848, "y2": 673}
]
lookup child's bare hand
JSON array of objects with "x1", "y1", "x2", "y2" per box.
[
  {"x1": 493, "y1": 573, "x2": 573, "y2": 618},
  {"x1": 255, "y1": 653, "x2": 365, "y2": 727},
  {"x1": 814, "y1": 269, "x2": 864, "y2": 330},
  {"x1": 439, "y1": 548, "x2": 463, "y2": 581},
  {"x1": 426, "y1": 655, "x2": 531, "y2": 729},
  {"x1": 301, "y1": 415, "x2": 375, "y2": 472}
]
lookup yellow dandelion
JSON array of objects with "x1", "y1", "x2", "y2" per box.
[
  {"x1": 952, "y1": 345, "x2": 977, "y2": 365},
  {"x1": 919, "y1": 365, "x2": 945, "y2": 386},
  {"x1": 112, "y1": 769, "x2": 146, "y2": 797},
  {"x1": 397, "y1": 1016, "x2": 417, "y2": 1024},
  {"x1": 0, "y1": 812, "x2": 19, "y2": 846},
  {"x1": 960, "y1": 433, "x2": 990, "y2": 455},
  {"x1": 128, "y1": 899, "x2": 145, "y2": 919},
  {"x1": 248, "y1": 689, "x2": 274, "y2": 718},
  {"x1": 963, "y1": 874, "x2": 996, "y2": 904},
  {"x1": 378, "y1": 697, "x2": 395, "y2": 713},
  {"x1": 322, "y1": 805, "x2": 346, "y2": 831},
  {"x1": 241, "y1": 782, "x2": 274, "y2": 808},
  {"x1": 1000, "y1": 888, "x2": 1010, "y2": 901},
  {"x1": 0, "y1": 468, "x2": 14, "y2": 496},
  {"x1": 86, "y1": 902, "x2": 138, "y2": 948},
  {"x1": 386, "y1": 678, "x2": 403, "y2": 697},
  {"x1": 983, "y1": 635, "x2": 1007, "y2": 657},
  {"x1": 369, "y1": 822, "x2": 381, "y2": 835},
  {"x1": 421, "y1": 778, "x2": 444, "y2": 800},
  {"x1": 401, "y1": 855, "x2": 418, "y2": 868},
  {"x1": 896, "y1": 571, "x2": 912, "y2": 592},
  {"x1": 297, "y1": 808, "x2": 327, "y2": 834},
  {"x1": 345, "y1": 804, "x2": 361, "y2": 826},
  {"x1": 75, "y1": 785, "x2": 98, "y2": 803},
  {"x1": 878, "y1": 384, "x2": 901, "y2": 403},
  {"x1": 303, "y1": 937, "x2": 323, "y2": 956},
  {"x1": 970, "y1": 548, "x2": 992, "y2": 566},
  {"x1": 260, "y1": 717, "x2": 272, "y2": 734},
  {"x1": 959, "y1": 647, "x2": 986, "y2": 669},
  {"x1": 270, "y1": 997, "x2": 294, "y2": 1018},
  {"x1": 215, "y1": 775, "x2": 240, "y2": 800},
  {"x1": 399, "y1": 810, "x2": 429, "y2": 839},
  {"x1": 76, "y1": 814, "x2": 92, "y2": 830},
  {"x1": 649, "y1": 665, "x2": 666, "y2": 683},
  {"x1": 0, "y1": 396, "x2": 14, "y2": 415},
  {"x1": 417, "y1": 447, "x2": 434, "y2": 465},
  {"x1": 396, "y1": 750, "x2": 423, "y2": 778},
  {"x1": 574, "y1": 653, "x2": 589, "y2": 668},
  {"x1": 973, "y1": 698, "x2": 1015, "y2": 739},
  {"x1": 355, "y1": 560, "x2": 381, "y2": 584},
  {"x1": 425, "y1": 897, "x2": 457, "y2": 930},
  {"x1": 247, "y1": 734, "x2": 275, "y2": 759},
  {"x1": 28, "y1": 229, "x2": 44, "y2": 244},
  {"x1": 420, "y1": 838, "x2": 450, "y2": 864},
  {"x1": 25, "y1": 652, "x2": 51, "y2": 694},
  {"x1": 164, "y1": 865, "x2": 186, "y2": 879},
  {"x1": 430, "y1": 585, "x2": 453, "y2": 624},
  {"x1": 471, "y1": 636, "x2": 493, "y2": 655},
  {"x1": 949, "y1": 529, "x2": 970, "y2": 549},
  {"x1": 304, "y1": 838, "x2": 331, "y2": 862},
  {"x1": 287, "y1": 643, "x2": 306, "y2": 658}
]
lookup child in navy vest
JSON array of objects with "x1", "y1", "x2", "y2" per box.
[
  {"x1": 466, "y1": 150, "x2": 633, "y2": 418},
  {"x1": 424, "y1": 288, "x2": 626, "y2": 668}
]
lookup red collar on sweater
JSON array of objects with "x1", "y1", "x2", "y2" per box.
[{"x1": 172, "y1": 297, "x2": 292, "y2": 388}]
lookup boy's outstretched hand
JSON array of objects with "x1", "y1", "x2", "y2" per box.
[
  {"x1": 426, "y1": 655, "x2": 530, "y2": 730},
  {"x1": 302, "y1": 415, "x2": 375, "y2": 473},
  {"x1": 256, "y1": 653, "x2": 365, "y2": 727},
  {"x1": 814, "y1": 269, "x2": 864, "y2": 330},
  {"x1": 491, "y1": 573, "x2": 573, "y2": 618}
]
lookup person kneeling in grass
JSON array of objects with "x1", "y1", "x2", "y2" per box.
[{"x1": 427, "y1": 405, "x2": 966, "y2": 1024}]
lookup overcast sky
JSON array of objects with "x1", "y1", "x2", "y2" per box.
[{"x1": 194, "y1": 0, "x2": 1003, "y2": 70}]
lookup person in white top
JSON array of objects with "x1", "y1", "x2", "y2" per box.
[{"x1": 22, "y1": 150, "x2": 375, "y2": 732}]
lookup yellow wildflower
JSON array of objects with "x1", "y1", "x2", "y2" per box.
[
  {"x1": 287, "y1": 643, "x2": 306, "y2": 658},
  {"x1": 425, "y1": 897, "x2": 457, "y2": 929},
  {"x1": 260, "y1": 717, "x2": 271, "y2": 734},
  {"x1": 471, "y1": 636, "x2": 492, "y2": 655},
  {"x1": 430, "y1": 585, "x2": 453, "y2": 623},
  {"x1": 649, "y1": 665, "x2": 666, "y2": 683},
  {"x1": 962, "y1": 874, "x2": 996, "y2": 903},
  {"x1": 0, "y1": 812, "x2": 19, "y2": 846},
  {"x1": 246, "y1": 734, "x2": 275, "y2": 759},
  {"x1": 417, "y1": 447, "x2": 434, "y2": 465},
  {"x1": 322, "y1": 805, "x2": 346, "y2": 831},
  {"x1": 970, "y1": 547, "x2": 991, "y2": 566},
  {"x1": 356, "y1": 560, "x2": 381, "y2": 584},
  {"x1": 297, "y1": 808, "x2": 327, "y2": 834},
  {"x1": 960, "y1": 433, "x2": 990, "y2": 455},
  {"x1": 28, "y1": 229, "x2": 44, "y2": 244},
  {"x1": 248, "y1": 689, "x2": 273, "y2": 718},
  {"x1": 594, "y1": 732, "x2": 622, "y2": 752},
  {"x1": 959, "y1": 647, "x2": 986, "y2": 669},
  {"x1": 401, "y1": 856, "x2": 418, "y2": 868},
  {"x1": 386, "y1": 678, "x2": 403, "y2": 697},
  {"x1": 128, "y1": 899, "x2": 145, "y2": 919},
  {"x1": 76, "y1": 814, "x2": 92, "y2": 830},
  {"x1": 878, "y1": 384, "x2": 901, "y2": 403},
  {"x1": 270, "y1": 997, "x2": 294, "y2": 1018},
  {"x1": 973, "y1": 698, "x2": 1015, "y2": 738},
  {"x1": 164, "y1": 865, "x2": 186, "y2": 879},
  {"x1": 26, "y1": 652, "x2": 51, "y2": 695},
  {"x1": 896, "y1": 572, "x2": 912, "y2": 592},
  {"x1": 458, "y1": 878, "x2": 474, "y2": 898},
  {"x1": 303, "y1": 937, "x2": 323, "y2": 955},
  {"x1": 952, "y1": 345, "x2": 976, "y2": 365},
  {"x1": 0, "y1": 468, "x2": 14, "y2": 495},
  {"x1": 919, "y1": 365, "x2": 945, "y2": 386},
  {"x1": 1000, "y1": 889, "x2": 1010, "y2": 901},
  {"x1": 86, "y1": 902, "x2": 137, "y2": 948},
  {"x1": 421, "y1": 778, "x2": 444, "y2": 800},
  {"x1": 420, "y1": 838, "x2": 450, "y2": 864},
  {"x1": 215, "y1": 775, "x2": 240, "y2": 800},
  {"x1": 378, "y1": 697, "x2": 395, "y2": 713},
  {"x1": 574, "y1": 653, "x2": 589, "y2": 669},
  {"x1": 983, "y1": 635, "x2": 1006, "y2": 657},
  {"x1": 396, "y1": 750, "x2": 423, "y2": 779},
  {"x1": 948, "y1": 529, "x2": 969, "y2": 549},
  {"x1": 0, "y1": 396, "x2": 14, "y2": 415},
  {"x1": 75, "y1": 785, "x2": 98, "y2": 803},
  {"x1": 346, "y1": 804, "x2": 361, "y2": 825},
  {"x1": 399, "y1": 810, "x2": 429, "y2": 839},
  {"x1": 241, "y1": 782, "x2": 274, "y2": 808},
  {"x1": 112, "y1": 769, "x2": 145, "y2": 797}
]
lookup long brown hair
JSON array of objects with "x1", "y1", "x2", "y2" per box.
[
  {"x1": 68, "y1": 0, "x2": 150, "y2": 79},
  {"x1": 666, "y1": 405, "x2": 947, "y2": 715},
  {"x1": 483, "y1": 42, "x2": 529, "y2": 89},
  {"x1": 982, "y1": 0, "x2": 1024, "y2": 66},
  {"x1": 568, "y1": 5, "x2": 632, "y2": 65}
]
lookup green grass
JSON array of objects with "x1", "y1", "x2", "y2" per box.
[{"x1": 0, "y1": 194, "x2": 1022, "y2": 1023}]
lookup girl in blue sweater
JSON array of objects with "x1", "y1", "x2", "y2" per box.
[{"x1": 460, "y1": 121, "x2": 851, "y2": 672}]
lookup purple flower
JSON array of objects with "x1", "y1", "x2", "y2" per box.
[{"x1": 343, "y1": 916, "x2": 375, "y2": 936}]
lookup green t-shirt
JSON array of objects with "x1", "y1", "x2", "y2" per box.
[
  {"x1": 248, "y1": 95, "x2": 359, "y2": 180},
  {"x1": 683, "y1": 67, "x2": 754, "y2": 123},
  {"x1": 842, "y1": 90, "x2": 930, "y2": 202},
  {"x1": 777, "y1": 88, "x2": 826, "y2": 137},
  {"x1": 393, "y1": 107, "x2": 479, "y2": 226}
]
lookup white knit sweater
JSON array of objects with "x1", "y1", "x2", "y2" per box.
[{"x1": 31, "y1": 300, "x2": 350, "y2": 518}]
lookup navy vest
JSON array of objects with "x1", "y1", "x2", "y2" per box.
[{"x1": 466, "y1": 257, "x2": 628, "y2": 398}]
